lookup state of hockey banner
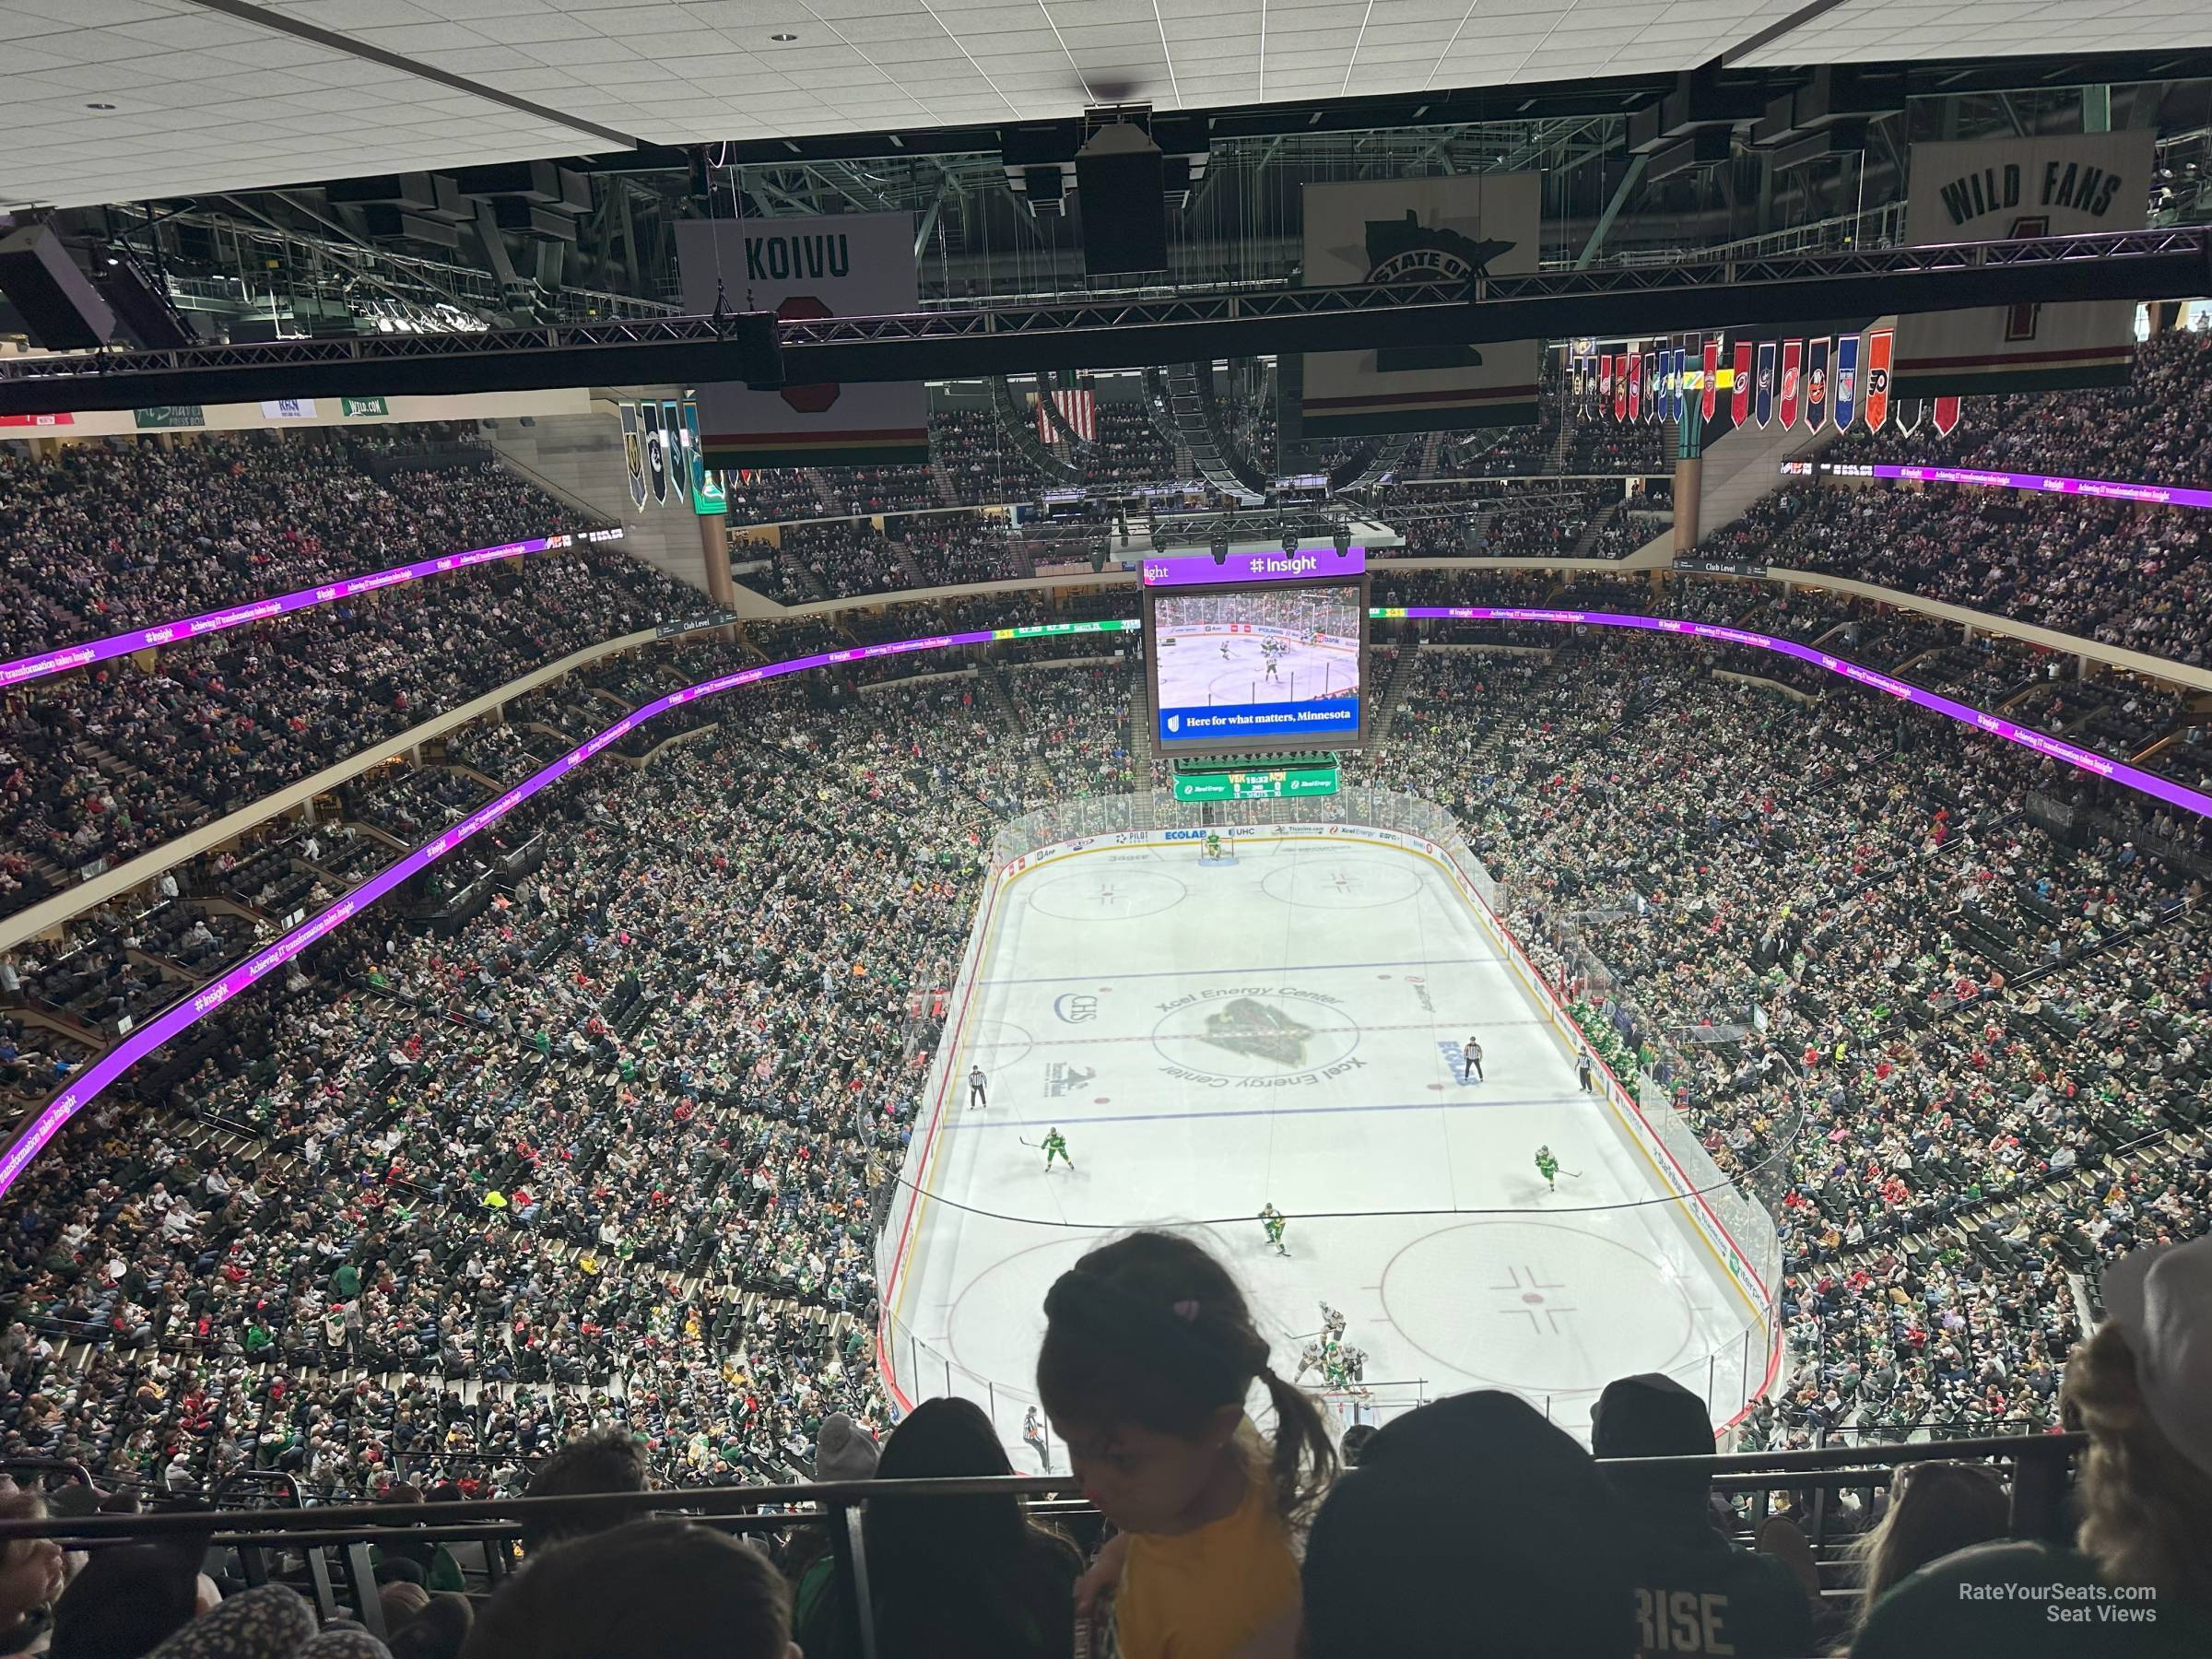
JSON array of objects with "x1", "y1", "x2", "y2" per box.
[
  {"x1": 1806, "y1": 338, "x2": 1830, "y2": 431},
  {"x1": 1893, "y1": 132, "x2": 2152, "y2": 397},
  {"x1": 674, "y1": 211, "x2": 929, "y2": 467},
  {"x1": 1778, "y1": 339, "x2": 1803, "y2": 429},
  {"x1": 1835, "y1": 334, "x2": 1860, "y2": 432},
  {"x1": 1731, "y1": 341, "x2": 1753, "y2": 425},
  {"x1": 1754, "y1": 343, "x2": 1776, "y2": 428},
  {"x1": 1300, "y1": 173, "x2": 1541, "y2": 436}
]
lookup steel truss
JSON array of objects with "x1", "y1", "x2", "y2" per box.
[{"x1": 3, "y1": 228, "x2": 2204, "y2": 416}]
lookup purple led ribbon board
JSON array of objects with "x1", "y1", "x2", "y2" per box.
[
  {"x1": 1786, "y1": 460, "x2": 2212, "y2": 511},
  {"x1": 1141, "y1": 547, "x2": 1368, "y2": 587},
  {"x1": 5, "y1": 606, "x2": 2205, "y2": 1202},
  {"x1": 0, "y1": 528, "x2": 626, "y2": 691}
]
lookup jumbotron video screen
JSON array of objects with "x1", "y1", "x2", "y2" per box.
[{"x1": 1147, "y1": 564, "x2": 1368, "y2": 753}]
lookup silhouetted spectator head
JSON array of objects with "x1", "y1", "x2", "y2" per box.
[
  {"x1": 520, "y1": 1430, "x2": 650, "y2": 1555},
  {"x1": 463, "y1": 1519, "x2": 795, "y2": 1659},
  {"x1": 1852, "y1": 1463, "x2": 2009, "y2": 1625},
  {"x1": 1303, "y1": 1390, "x2": 1634, "y2": 1658},
  {"x1": 1591, "y1": 1372, "x2": 1714, "y2": 1508},
  {"x1": 50, "y1": 1543, "x2": 198, "y2": 1659},
  {"x1": 2067, "y1": 1234, "x2": 2212, "y2": 1606}
]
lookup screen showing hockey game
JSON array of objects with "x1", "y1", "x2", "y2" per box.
[{"x1": 1150, "y1": 582, "x2": 1364, "y2": 749}]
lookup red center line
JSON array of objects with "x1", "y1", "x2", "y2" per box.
[{"x1": 964, "y1": 1018, "x2": 1547, "y2": 1049}]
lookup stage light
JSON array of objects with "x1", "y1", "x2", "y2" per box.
[
  {"x1": 1333, "y1": 525, "x2": 1351, "y2": 556},
  {"x1": 1090, "y1": 539, "x2": 1109, "y2": 574},
  {"x1": 1209, "y1": 532, "x2": 1229, "y2": 565}
]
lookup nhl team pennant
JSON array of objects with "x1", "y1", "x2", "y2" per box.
[
  {"x1": 1865, "y1": 329, "x2": 1894, "y2": 431},
  {"x1": 1779, "y1": 338, "x2": 1804, "y2": 429},
  {"x1": 619, "y1": 403, "x2": 648, "y2": 510},
  {"x1": 1612, "y1": 354, "x2": 1628, "y2": 422},
  {"x1": 1701, "y1": 336, "x2": 1721, "y2": 420},
  {"x1": 1932, "y1": 394, "x2": 1963, "y2": 436},
  {"x1": 1834, "y1": 334, "x2": 1860, "y2": 432},
  {"x1": 1754, "y1": 342, "x2": 1777, "y2": 429},
  {"x1": 1806, "y1": 338, "x2": 1830, "y2": 431},
  {"x1": 1895, "y1": 399, "x2": 1926, "y2": 437},
  {"x1": 1731, "y1": 340, "x2": 1753, "y2": 426},
  {"x1": 1628, "y1": 350, "x2": 1642, "y2": 422}
]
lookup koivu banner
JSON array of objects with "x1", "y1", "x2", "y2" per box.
[
  {"x1": 1893, "y1": 132, "x2": 2152, "y2": 398},
  {"x1": 675, "y1": 211, "x2": 929, "y2": 467},
  {"x1": 1300, "y1": 174, "x2": 1541, "y2": 436}
]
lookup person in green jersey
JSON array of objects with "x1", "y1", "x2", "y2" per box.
[
  {"x1": 1259, "y1": 1204, "x2": 1288, "y2": 1256},
  {"x1": 1535, "y1": 1146, "x2": 1559, "y2": 1192},
  {"x1": 1042, "y1": 1128, "x2": 1072, "y2": 1171}
]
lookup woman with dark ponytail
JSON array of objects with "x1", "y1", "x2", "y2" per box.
[{"x1": 1036, "y1": 1230, "x2": 1336, "y2": 1658}]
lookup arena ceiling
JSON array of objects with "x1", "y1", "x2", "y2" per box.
[{"x1": 6, "y1": 0, "x2": 2209, "y2": 210}]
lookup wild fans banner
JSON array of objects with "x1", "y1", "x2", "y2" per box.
[
  {"x1": 674, "y1": 211, "x2": 928, "y2": 467},
  {"x1": 1300, "y1": 173, "x2": 1541, "y2": 436},
  {"x1": 1893, "y1": 132, "x2": 2152, "y2": 397}
]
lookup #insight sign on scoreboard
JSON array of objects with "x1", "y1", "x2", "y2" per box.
[{"x1": 1144, "y1": 552, "x2": 1368, "y2": 754}]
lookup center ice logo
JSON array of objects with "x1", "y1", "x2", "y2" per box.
[{"x1": 1198, "y1": 998, "x2": 1316, "y2": 1068}]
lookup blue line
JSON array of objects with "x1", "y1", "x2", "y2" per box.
[
  {"x1": 976, "y1": 955, "x2": 1488, "y2": 987},
  {"x1": 944, "y1": 1092, "x2": 1587, "y2": 1131}
]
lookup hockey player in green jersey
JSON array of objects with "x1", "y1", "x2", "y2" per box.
[
  {"x1": 1042, "y1": 1127, "x2": 1072, "y2": 1171},
  {"x1": 1259, "y1": 1203, "x2": 1288, "y2": 1256},
  {"x1": 1535, "y1": 1145, "x2": 1559, "y2": 1192}
]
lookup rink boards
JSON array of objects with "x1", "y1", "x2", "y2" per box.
[{"x1": 876, "y1": 823, "x2": 1780, "y2": 1447}]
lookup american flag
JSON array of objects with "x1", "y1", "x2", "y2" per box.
[{"x1": 1036, "y1": 387, "x2": 1097, "y2": 445}]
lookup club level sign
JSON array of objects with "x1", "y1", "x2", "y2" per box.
[{"x1": 1172, "y1": 766, "x2": 1339, "y2": 802}]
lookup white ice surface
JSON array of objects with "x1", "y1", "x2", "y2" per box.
[{"x1": 886, "y1": 837, "x2": 1753, "y2": 1455}]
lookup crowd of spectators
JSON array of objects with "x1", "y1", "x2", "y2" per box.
[
  {"x1": 0, "y1": 435, "x2": 599, "y2": 660},
  {"x1": 1707, "y1": 327, "x2": 2212, "y2": 666},
  {"x1": 0, "y1": 440, "x2": 690, "y2": 921}
]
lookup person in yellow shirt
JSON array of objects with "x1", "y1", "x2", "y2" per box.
[{"x1": 1037, "y1": 1230, "x2": 1337, "y2": 1659}]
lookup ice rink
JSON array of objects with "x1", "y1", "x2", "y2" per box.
[
  {"x1": 1155, "y1": 629, "x2": 1359, "y2": 709},
  {"x1": 881, "y1": 832, "x2": 1763, "y2": 1458}
]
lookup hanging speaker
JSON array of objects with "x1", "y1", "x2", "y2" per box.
[
  {"x1": 0, "y1": 224, "x2": 117, "y2": 350},
  {"x1": 91, "y1": 260, "x2": 192, "y2": 349},
  {"x1": 1075, "y1": 124, "x2": 1167, "y2": 278}
]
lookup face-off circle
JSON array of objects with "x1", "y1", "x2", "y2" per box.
[
  {"x1": 1260, "y1": 854, "x2": 1421, "y2": 911},
  {"x1": 1381, "y1": 1220, "x2": 1699, "y2": 1394},
  {"x1": 1026, "y1": 868, "x2": 1186, "y2": 922}
]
